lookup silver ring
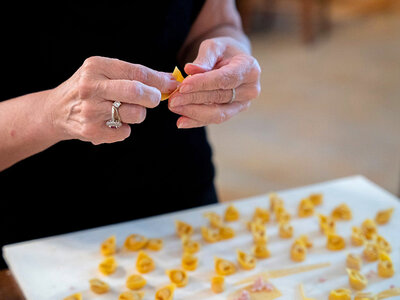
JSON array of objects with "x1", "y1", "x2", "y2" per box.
[
  {"x1": 228, "y1": 88, "x2": 236, "y2": 104},
  {"x1": 106, "y1": 101, "x2": 122, "y2": 128}
]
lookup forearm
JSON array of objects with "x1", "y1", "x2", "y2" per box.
[{"x1": 0, "y1": 90, "x2": 59, "y2": 171}]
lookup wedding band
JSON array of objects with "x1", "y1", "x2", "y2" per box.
[
  {"x1": 228, "y1": 88, "x2": 236, "y2": 104},
  {"x1": 106, "y1": 101, "x2": 122, "y2": 128}
]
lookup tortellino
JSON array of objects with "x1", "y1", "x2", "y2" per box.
[
  {"x1": 181, "y1": 236, "x2": 200, "y2": 254},
  {"x1": 377, "y1": 251, "x2": 394, "y2": 278},
  {"x1": 375, "y1": 208, "x2": 394, "y2": 225},
  {"x1": 101, "y1": 235, "x2": 117, "y2": 256},
  {"x1": 89, "y1": 278, "x2": 110, "y2": 294},
  {"x1": 354, "y1": 292, "x2": 377, "y2": 300},
  {"x1": 326, "y1": 234, "x2": 346, "y2": 251},
  {"x1": 252, "y1": 243, "x2": 270, "y2": 259},
  {"x1": 204, "y1": 212, "x2": 224, "y2": 228},
  {"x1": 297, "y1": 235, "x2": 313, "y2": 248},
  {"x1": 64, "y1": 293, "x2": 82, "y2": 300},
  {"x1": 329, "y1": 288, "x2": 352, "y2": 300},
  {"x1": 252, "y1": 229, "x2": 268, "y2": 244},
  {"x1": 237, "y1": 250, "x2": 256, "y2": 270},
  {"x1": 166, "y1": 269, "x2": 188, "y2": 287},
  {"x1": 253, "y1": 207, "x2": 270, "y2": 223},
  {"x1": 375, "y1": 235, "x2": 391, "y2": 253},
  {"x1": 361, "y1": 219, "x2": 377, "y2": 240},
  {"x1": 99, "y1": 256, "x2": 117, "y2": 275},
  {"x1": 126, "y1": 274, "x2": 147, "y2": 290},
  {"x1": 146, "y1": 238, "x2": 163, "y2": 251},
  {"x1": 119, "y1": 291, "x2": 144, "y2": 300},
  {"x1": 331, "y1": 203, "x2": 352, "y2": 221},
  {"x1": 291, "y1": 240, "x2": 307, "y2": 262},
  {"x1": 218, "y1": 225, "x2": 236, "y2": 240},
  {"x1": 363, "y1": 242, "x2": 379, "y2": 262},
  {"x1": 278, "y1": 222, "x2": 293, "y2": 238},
  {"x1": 211, "y1": 275, "x2": 225, "y2": 293},
  {"x1": 181, "y1": 253, "x2": 198, "y2": 271},
  {"x1": 155, "y1": 284, "x2": 175, "y2": 300},
  {"x1": 269, "y1": 192, "x2": 283, "y2": 212},
  {"x1": 275, "y1": 206, "x2": 291, "y2": 223},
  {"x1": 215, "y1": 257, "x2": 237, "y2": 276},
  {"x1": 201, "y1": 226, "x2": 220, "y2": 243},
  {"x1": 346, "y1": 253, "x2": 362, "y2": 271},
  {"x1": 175, "y1": 220, "x2": 193, "y2": 238},
  {"x1": 298, "y1": 198, "x2": 314, "y2": 218},
  {"x1": 224, "y1": 204, "x2": 240, "y2": 222},
  {"x1": 347, "y1": 268, "x2": 368, "y2": 291},
  {"x1": 124, "y1": 234, "x2": 148, "y2": 251},
  {"x1": 318, "y1": 214, "x2": 336, "y2": 235},
  {"x1": 136, "y1": 251, "x2": 155, "y2": 273},
  {"x1": 351, "y1": 226, "x2": 365, "y2": 246},
  {"x1": 309, "y1": 193, "x2": 323, "y2": 206}
]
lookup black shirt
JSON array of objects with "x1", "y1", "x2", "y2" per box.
[{"x1": 0, "y1": 1, "x2": 218, "y2": 269}]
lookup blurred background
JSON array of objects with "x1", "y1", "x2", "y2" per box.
[{"x1": 209, "y1": 0, "x2": 400, "y2": 202}]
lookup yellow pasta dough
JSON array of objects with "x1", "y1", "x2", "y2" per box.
[
  {"x1": 126, "y1": 274, "x2": 147, "y2": 290},
  {"x1": 175, "y1": 220, "x2": 193, "y2": 238},
  {"x1": 124, "y1": 234, "x2": 148, "y2": 251},
  {"x1": 201, "y1": 226, "x2": 220, "y2": 243},
  {"x1": 166, "y1": 269, "x2": 188, "y2": 287},
  {"x1": 146, "y1": 238, "x2": 163, "y2": 251},
  {"x1": 155, "y1": 284, "x2": 176, "y2": 300},
  {"x1": 182, "y1": 253, "x2": 198, "y2": 271},
  {"x1": 219, "y1": 225, "x2": 236, "y2": 240},
  {"x1": 252, "y1": 229, "x2": 268, "y2": 244},
  {"x1": 375, "y1": 208, "x2": 394, "y2": 225},
  {"x1": 181, "y1": 236, "x2": 200, "y2": 254},
  {"x1": 89, "y1": 278, "x2": 110, "y2": 294},
  {"x1": 363, "y1": 242, "x2": 379, "y2": 262},
  {"x1": 326, "y1": 234, "x2": 346, "y2": 251},
  {"x1": 161, "y1": 67, "x2": 185, "y2": 100},
  {"x1": 224, "y1": 204, "x2": 240, "y2": 222},
  {"x1": 291, "y1": 240, "x2": 307, "y2": 262},
  {"x1": 252, "y1": 243, "x2": 270, "y2": 259},
  {"x1": 318, "y1": 214, "x2": 336, "y2": 236},
  {"x1": 275, "y1": 206, "x2": 291, "y2": 223},
  {"x1": 211, "y1": 275, "x2": 225, "y2": 293},
  {"x1": 119, "y1": 291, "x2": 144, "y2": 300},
  {"x1": 375, "y1": 235, "x2": 391, "y2": 253},
  {"x1": 346, "y1": 253, "x2": 362, "y2": 271},
  {"x1": 309, "y1": 193, "x2": 323, "y2": 206},
  {"x1": 99, "y1": 256, "x2": 117, "y2": 275},
  {"x1": 377, "y1": 251, "x2": 395, "y2": 278},
  {"x1": 331, "y1": 203, "x2": 352, "y2": 221},
  {"x1": 361, "y1": 219, "x2": 377, "y2": 240},
  {"x1": 354, "y1": 292, "x2": 377, "y2": 300},
  {"x1": 329, "y1": 288, "x2": 352, "y2": 300},
  {"x1": 297, "y1": 235, "x2": 313, "y2": 248},
  {"x1": 237, "y1": 250, "x2": 256, "y2": 270},
  {"x1": 298, "y1": 198, "x2": 314, "y2": 218},
  {"x1": 215, "y1": 257, "x2": 237, "y2": 276},
  {"x1": 253, "y1": 207, "x2": 270, "y2": 223},
  {"x1": 136, "y1": 251, "x2": 155, "y2": 273},
  {"x1": 347, "y1": 268, "x2": 368, "y2": 291},
  {"x1": 204, "y1": 211, "x2": 224, "y2": 228},
  {"x1": 64, "y1": 293, "x2": 82, "y2": 300},
  {"x1": 269, "y1": 192, "x2": 284, "y2": 212},
  {"x1": 351, "y1": 226, "x2": 365, "y2": 246},
  {"x1": 279, "y1": 222, "x2": 293, "y2": 238},
  {"x1": 101, "y1": 235, "x2": 117, "y2": 256}
]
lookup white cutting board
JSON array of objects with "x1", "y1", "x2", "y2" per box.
[{"x1": 3, "y1": 175, "x2": 400, "y2": 300}]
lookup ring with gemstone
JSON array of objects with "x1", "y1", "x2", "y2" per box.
[{"x1": 106, "y1": 101, "x2": 122, "y2": 128}]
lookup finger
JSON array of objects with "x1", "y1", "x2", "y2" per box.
[
  {"x1": 176, "y1": 116, "x2": 207, "y2": 129},
  {"x1": 95, "y1": 123, "x2": 131, "y2": 145},
  {"x1": 97, "y1": 79, "x2": 161, "y2": 108},
  {"x1": 179, "y1": 54, "x2": 261, "y2": 93},
  {"x1": 169, "y1": 101, "x2": 251, "y2": 125},
  {"x1": 82, "y1": 56, "x2": 178, "y2": 93},
  {"x1": 99, "y1": 101, "x2": 147, "y2": 125},
  {"x1": 169, "y1": 83, "x2": 260, "y2": 107},
  {"x1": 184, "y1": 39, "x2": 224, "y2": 75}
]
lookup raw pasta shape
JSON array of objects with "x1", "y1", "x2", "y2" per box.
[
  {"x1": 182, "y1": 253, "x2": 198, "y2": 271},
  {"x1": 146, "y1": 238, "x2": 163, "y2": 251},
  {"x1": 279, "y1": 222, "x2": 293, "y2": 239},
  {"x1": 326, "y1": 234, "x2": 346, "y2": 251},
  {"x1": 347, "y1": 269, "x2": 368, "y2": 291},
  {"x1": 291, "y1": 240, "x2": 307, "y2": 262},
  {"x1": 269, "y1": 193, "x2": 284, "y2": 212},
  {"x1": 354, "y1": 292, "x2": 377, "y2": 300},
  {"x1": 298, "y1": 198, "x2": 315, "y2": 218},
  {"x1": 101, "y1": 235, "x2": 117, "y2": 256},
  {"x1": 237, "y1": 250, "x2": 257, "y2": 270},
  {"x1": 124, "y1": 234, "x2": 148, "y2": 251},
  {"x1": 155, "y1": 284, "x2": 176, "y2": 300},
  {"x1": 377, "y1": 251, "x2": 394, "y2": 278},
  {"x1": 319, "y1": 214, "x2": 336, "y2": 236},
  {"x1": 219, "y1": 225, "x2": 236, "y2": 240},
  {"x1": 99, "y1": 256, "x2": 117, "y2": 275},
  {"x1": 166, "y1": 269, "x2": 188, "y2": 287},
  {"x1": 136, "y1": 251, "x2": 155, "y2": 273},
  {"x1": 175, "y1": 220, "x2": 193, "y2": 238},
  {"x1": 215, "y1": 257, "x2": 237, "y2": 276},
  {"x1": 119, "y1": 291, "x2": 144, "y2": 300},
  {"x1": 252, "y1": 243, "x2": 270, "y2": 259},
  {"x1": 224, "y1": 204, "x2": 240, "y2": 222},
  {"x1": 275, "y1": 206, "x2": 291, "y2": 223},
  {"x1": 331, "y1": 203, "x2": 352, "y2": 221},
  {"x1": 375, "y1": 208, "x2": 394, "y2": 225},
  {"x1": 64, "y1": 293, "x2": 82, "y2": 300},
  {"x1": 211, "y1": 275, "x2": 225, "y2": 293},
  {"x1": 126, "y1": 274, "x2": 147, "y2": 290},
  {"x1": 204, "y1": 211, "x2": 224, "y2": 228},
  {"x1": 346, "y1": 253, "x2": 362, "y2": 271},
  {"x1": 89, "y1": 278, "x2": 110, "y2": 294},
  {"x1": 181, "y1": 236, "x2": 200, "y2": 254},
  {"x1": 363, "y1": 242, "x2": 379, "y2": 262},
  {"x1": 329, "y1": 288, "x2": 352, "y2": 300},
  {"x1": 375, "y1": 235, "x2": 391, "y2": 253},
  {"x1": 361, "y1": 219, "x2": 377, "y2": 240},
  {"x1": 351, "y1": 226, "x2": 365, "y2": 246},
  {"x1": 309, "y1": 193, "x2": 323, "y2": 206},
  {"x1": 253, "y1": 207, "x2": 270, "y2": 223},
  {"x1": 161, "y1": 67, "x2": 185, "y2": 100},
  {"x1": 201, "y1": 226, "x2": 220, "y2": 243}
]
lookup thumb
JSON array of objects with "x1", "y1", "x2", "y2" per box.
[{"x1": 184, "y1": 40, "x2": 223, "y2": 75}]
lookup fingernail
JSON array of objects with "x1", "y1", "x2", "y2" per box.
[
  {"x1": 180, "y1": 84, "x2": 192, "y2": 93},
  {"x1": 169, "y1": 96, "x2": 182, "y2": 108}
]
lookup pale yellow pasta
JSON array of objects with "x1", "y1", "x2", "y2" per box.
[
  {"x1": 329, "y1": 289, "x2": 351, "y2": 300},
  {"x1": 326, "y1": 234, "x2": 346, "y2": 251},
  {"x1": 375, "y1": 235, "x2": 391, "y2": 253},
  {"x1": 155, "y1": 284, "x2": 175, "y2": 300},
  {"x1": 237, "y1": 250, "x2": 256, "y2": 270},
  {"x1": 98, "y1": 256, "x2": 117, "y2": 275},
  {"x1": 224, "y1": 204, "x2": 240, "y2": 222},
  {"x1": 126, "y1": 274, "x2": 146, "y2": 290},
  {"x1": 351, "y1": 226, "x2": 365, "y2": 246},
  {"x1": 101, "y1": 235, "x2": 117, "y2": 256},
  {"x1": 354, "y1": 292, "x2": 377, "y2": 300},
  {"x1": 166, "y1": 269, "x2": 188, "y2": 287},
  {"x1": 204, "y1": 212, "x2": 224, "y2": 228},
  {"x1": 136, "y1": 251, "x2": 155, "y2": 273},
  {"x1": 64, "y1": 293, "x2": 82, "y2": 300},
  {"x1": 211, "y1": 275, "x2": 225, "y2": 293},
  {"x1": 297, "y1": 235, "x2": 313, "y2": 248},
  {"x1": 361, "y1": 219, "x2": 377, "y2": 240},
  {"x1": 218, "y1": 225, "x2": 235, "y2": 240},
  {"x1": 146, "y1": 238, "x2": 163, "y2": 251},
  {"x1": 291, "y1": 240, "x2": 307, "y2": 262},
  {"x1": 347, "y1": 268, "x2": 368, "y2": 291},
  {"x1": 201, "y1": 226, "x2": 220, "y2": 243},
  {"x1": 181, "y1": 236, "x2": 200, "y2": 254},
  {"x1": 124, "y1": 234, "x2": 148, "y2": 251},
  {"x1": 279, "y1": 222, "x2": 293, "y2": 238},
  {"x1": 363, "y1": 242, "x2": 379, "y2": 262},
  {"x1": 331, "y1": 203, "x2": 352, "y2": 221},
  {"x1": 215, "y1": 257, "x2": 236, "y2": 276},
  {"x1": 309, "y1": 193, "x2": 323, "y2": 206},
  {"x1": 298, "y1": 198, "x2": 314, "y2": 218},
  {"x1": 253, "y1": 207, "x2": 270, "y2": 223},
  {"x1": 175, "y1": 220, "x2": 193, "y2": 238},
  {"x1": 375, "y1": 208, "x2": 394, "y2": 225},
  {"x1": 181, "y1": 253, "x2": 198, "y2": 271},
  {"x1": 269, "y1": 192, "x2": 283, "y2": 212},
  {"x1": 251, "y1": 243, "x2": 270, "y2": 259},
  {"x1": 89, "y1": 278, "x2": 110, "y2": 294},
  {"x1": 377, "y1": 251, "x2": 395, "y2": 278},
  {"x1": 346, "y1": 253, "x2": 362, "y2": 271},
  {"x1": 119, "y1": 291, "x2": 144, "y2": 300}
]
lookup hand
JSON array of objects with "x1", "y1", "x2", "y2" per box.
[
  {"x1": 45, "y1": 56, "x2": 177, "y2": 144},
  {"x1": 168, "y1": 37, "x2": 261, "y2": 128}
]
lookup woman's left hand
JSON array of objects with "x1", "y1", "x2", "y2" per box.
[{"x1": 168, "y1": 37, "x2": 261, "y2": 128}]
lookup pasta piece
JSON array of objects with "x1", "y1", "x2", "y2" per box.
[
  {"x1": 201, "y1": 226, "x2": 220, "y2": 243},
  {"x1": 119, "y1": 291, "x2": 144, "y2": 300},
  {"x1": 351, "y1": 226, "x2": 365, "y2": 246},
  {"x1": 297, "y1": 235, "x2": 313, "y2": 248},
  {"x1": 89, "y1": 278, "x2": 110, "y2": 294},
  {"x1": 64, "y1": 293, "x2": 82, "y2": 300},
  {"x1": 99, "y1": 256, "x2": 117, "y2": 275},
  {"x1": 136, "y1": 251, "x2": 155, "y2": 273},
  {"x1": 375, "y1": 235, "x2": 391, "y2": 253},
  {"x1": 377, "y1": 251, "x2": 394, "y2": 278},
  {"x1": 237, "y1": 250, "x2": 256, "y2": 270},
  {"x1": 253, "y1": 207, "x2": 270, "y2": 223},
  {"x1": 248, "y1": 219, "x2": 266, "y2": 234},
  {"x1": 252, "y1": 229, "x2": 268, "y2": 244},
  {"x1": 215, "y1": 257, "x2": 237, "y2": 276},
  {"x1": 319, "y1": 214, "x2": 336, "y2": 236},
  {"x1": 326, "y1": 234, "x2": 346, "y2": 251},
  {"x1": 124, "y1": 234, "x2": 148, "y2": 251},
  {"x1": 346, "y1": 253, "x2": 362, "y2": 271},
  {"x1": 363, "y1": 242, "x2": 379, "y2": 262},
  {"x1": 146, "y1": 238, "x2": 163, "y2": 251},
  {"x1": 161, "y1": 67, "x2": 185, "y2": 100},
  {"x1": 291, "y1": 240, "x2": 307, "y2": 262},
  {"x1": 219, "y1": 225, "x2": 236, "y2": 240},
  {"x1": 175, "y1": 220, "x2": 193, "y2": 238},
  {"x1": 101, "y1": 235, "x2": 117, "y2": 256},
  {"x1": 298, "y1": 198, "x2": 314, "y2": 218},
  {"x1": 275, "y1": 206, "x2": 291, "y2": 223},
  {"x1": 204, "y1": 212, "x2": 224, "y2": 228},
  {"x1": 252, "y1": 243, "x2": 270, "y2": 259},
  {"x1": 181, "y1": 253, "x2": 198, "y2": 271},
  {"x1": 155, "y1": 284, "x2": 175, "y2": 300},
  {"x1": 181, "y1": 236, "x2": 200, "y2": 254},
  {"x1": 278, "y1": 222, "x2": 293, "y2": 239},
  {"x1": 331, "y1": 203, "x2": 352, "y2": 221},
  {"x1": 354, "y1": 292, "x2": 377, "y2": 300},
  {"x1": 328, "y1": 289, "x2": 351, "y2": 300},
  {"x1": 269, "y1": 193, "x2": 283, "y2": 211},
  {"x1": 166, "y1": 269, "x2": 188, "y2": 287},
  {"x1": 309, "y1": 193, "x2": 323, "y2": 206},
  {"x1": 361, "y1": 219, "x2": 377, "y2": 240},
  {"x1": 375, "y1": 208, "x2": 394, "y2": 225},
  {"x1": 126, "y1": 274, "x2": 147, "y2": 290},
  {"x1": 347, "y1": 269, "x2": 367, "y2": 291},
  {"x1": 224, "y1": 204, "x2": 240, "y2": 222},
  {"x1": 300, "y1": 283, "x2": 316, "y2": 300},
  {"x1": 211, "y1": 275, "x2": 225, "y2": 293}
]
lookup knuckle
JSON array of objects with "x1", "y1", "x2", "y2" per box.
[
  {"x1": 77, "y1": 74, "x2": 95, "y2": 99},
  {"x1": 82, "y1": 56, "x2": 101, "y2": 71}
]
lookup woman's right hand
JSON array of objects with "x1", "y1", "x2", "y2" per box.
[{"x1": 44, "y1": 56, "x2": 178, "y2": 145}]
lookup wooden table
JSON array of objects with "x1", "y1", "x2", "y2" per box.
[{"x1": 0, "y1": 269, "x2": 25, "y2": 300}]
